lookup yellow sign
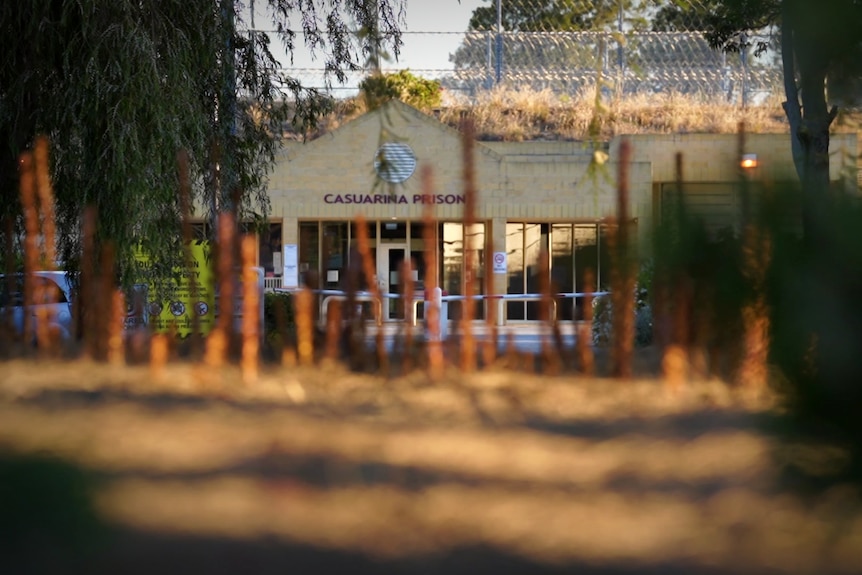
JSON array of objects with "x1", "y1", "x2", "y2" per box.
[{"x1": 136, "y1": 242, "x2": 216, "y2": 336}]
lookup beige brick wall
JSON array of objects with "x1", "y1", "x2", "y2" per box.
[
  {"x1": 215, "y1": 108, "x2": 859, "y2": 232},
  {"x1": 269, "y1": 101, "x2": 653, "y2": 237},
  {"x1": 612, "y1": 133, "x2": 858, "y2": 184},
  {"x1": 268, "y1": 104, "x2": 861, "y2": 255},
  {"x1": 268, "y1": 103, "x2": 504, "y2": 221}
]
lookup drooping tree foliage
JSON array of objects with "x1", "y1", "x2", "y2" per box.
[{"x1": 0, "y1": 0, "x2": 404, "y2": 286}]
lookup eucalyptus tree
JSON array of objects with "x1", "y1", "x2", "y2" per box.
[
  {"x1": 466, "y1": 0, "x2": 627, "y2": 31},
  {"x1": 699, "y1": 0, "x2": 862, "y2": 239},
  {"x1": 0, "y1": 0, "x2": 404, "y2": 285},
  {"x1": 701, "y1": 0, "x2": 862, "y2": 478}
]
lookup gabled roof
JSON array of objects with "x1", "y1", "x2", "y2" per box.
[{"x1": 281, "y1": 99, "x2": 502, "y2": 162}]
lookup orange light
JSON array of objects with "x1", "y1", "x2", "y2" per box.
[{"x1": 740, "y1": 154, "x2": 758, "y2": 170}]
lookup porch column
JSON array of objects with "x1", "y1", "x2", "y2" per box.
[{"x1": 490, "y1": 216, "x2": 507, "y2": 325}]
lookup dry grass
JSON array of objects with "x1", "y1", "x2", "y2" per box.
[
  {"x1": 2, "y1": 360, "x2": 862, "y2": 575},
  {"x1": 297, "y1": 87, "x2": 799, "y2": 143},
  {"x1": 442, "y1": 89, "x2": 797, "y2": 141}
]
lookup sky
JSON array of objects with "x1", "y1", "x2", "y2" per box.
[
  {"x1": 388, "y1": 0, "x2": 486, "y2": 71},
  {"x1": 248, "y1": 0, "x2": 487, "y2": 92}
]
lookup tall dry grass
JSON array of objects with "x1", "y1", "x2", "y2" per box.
[
  {"x1": 441, "y1": 88, "x2": 793, "y2": 141},
  {"x1": 297, "y1": 87, "x2": 796, "y2": 143}
]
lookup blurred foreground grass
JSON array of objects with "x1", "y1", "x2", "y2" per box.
[{"x1": 1, "y1": 360, "x2": 861, "y2": 575}]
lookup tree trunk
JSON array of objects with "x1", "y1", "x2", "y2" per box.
[
  {"x1": 781, "y1": 1, "x2": 837, "y2": 245},
  {"x1": 780, "y1": 4, "x2": 804, "y2": 182}
]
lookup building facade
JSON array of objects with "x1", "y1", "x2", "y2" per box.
[{"x1": 257, "y1": 100, "x2": 858, "y2": 323}]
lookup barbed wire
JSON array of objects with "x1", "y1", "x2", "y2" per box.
[{"x1": 253, "y1": 0, "x2": 783, "y2": 104}]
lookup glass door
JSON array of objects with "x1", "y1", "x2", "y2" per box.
[{"x1": 376, "y1": 244, "x2": 408, "y2": 321}]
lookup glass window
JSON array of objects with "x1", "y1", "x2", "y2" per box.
[
  {"x1": 500, "y1": 222, "x2": 629, "y2": 322},
  {"x1": 380, "y1": 221, "x2": 407, "y2": 242},
  {"x1": 442, "y1": 222, "x2": 463, "y2": 319},
  {"x1": 524, "y1": 223, "x2": 547, "y2": 320},
  {"x1": 464, "y1": 223, "x2": 485, "y2": 320},
  {"x1": 409, "y1": 222, "x2": 438, "y2": 320},
  {"x1": 442, "y1": 222, "x2": 463, "y2": 296},
  {"x1": 552, "y1": 224, "x2": 574, "y2": 320},
  {"x1": 408, "y1": 222, "x2": 426, "y2": 253},
  {"x1": 440, "y1": 222, "x2": 487, "y2": 321},
  {"x1": 408, "y1": 222, "x2": 429, "y2": 294},
  {"x1": 505, "y1": 222, "x2": 546, "y2": 320},
  {"x1": 349, "y1": 221, "x2": 376, "y2": 250},
  {"x1": 574, "y1": 225, "x2": 598, "y2": 320},
  {"x1": 258, "y1": 223, "x2": 282, "y2": 276},
  {"x1": 599, "y1": 224, "x2": 613, "y2": 291},
  {"x1": 346, "y1": 221, "x2": 375, "y2": 291},
  {"x1": 465, "y1": 223, "x2": 485, "y2": 291},
  {"x1": 299, "y1": 222, "x2": 320, "y2": 287},
  {"x1": 506, "y1": 223, "x2": 525, "y2": 320},
  {"x1": 322, "y1": 222, "x2": 348, "y2": 289}
]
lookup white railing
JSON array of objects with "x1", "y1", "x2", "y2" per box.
[
  {"x1": 421, "y1": 291, "x2": 610, "y2": 328},
  {"x1": 273, "y1": 287, "x2": 610, "y2": 337},
  {"x1": 263, "y1": 276, "x2": 283, "y2": 292}
]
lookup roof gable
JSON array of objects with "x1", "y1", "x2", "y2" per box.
[{"x1": 282, "y1": 100, "x2": 502, "y2": 162}]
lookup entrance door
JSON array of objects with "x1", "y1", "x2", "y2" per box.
[{"x1": 376, "y1": 244, "x2": 408, "y2": 321}]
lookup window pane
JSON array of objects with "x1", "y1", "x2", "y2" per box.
[
  {"x1": 346, "y1": 221, "x2": 375, "y2": 290},
  {"x1": 299, "y1": 222, "x2": 319, "y2": 287},
  {"x1": 349, "y1": 221, "x2": 376, "y2": 254},
  {"x1": 409, "y1": 222, "x2": 431, "y2": 294},
  {"x1": 442, "y1": 222, "x2": 463, "y2": 319},
  {"x1": 322, "y1": 222, "x2": 347, "y2": 289},
  {"x1": 552, "y1": 224, "x2": 574, "y2": 320},
  {"x1": 524, "y1": 223, "x2": 545, "y2": 320},
  {"x1": 442, "y1": 222, "x2": 463, "y2": 296},
  {"x1": 506, "y1": 223, "x2": 524, "y2": 320},
  {"x1": 258, "y1": 223, "x2": 282, "y2": 276},
  {"x1": 465, "y1": 222, "x2": 485, "y2": 320},
  {"x1": 408, "y1": 222, "x2": 425, "y2": 253},
  {"x1": 599, "y1": 224, "x2": 613, "y2": 291},
  {"x1": 380, "y1": 221, "x2": 407, "y2": 242},
  {"x1": 574, "y1": 225, "x2": 598, "y2": 320}
]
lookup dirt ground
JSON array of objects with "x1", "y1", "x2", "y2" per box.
[{"x1": 1, "y1": 355, "x2": 861, "y2": 575}]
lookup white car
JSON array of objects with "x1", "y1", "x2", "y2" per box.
[{"x1": 0, "y1": 271, "x2": 74, "y2": 343}]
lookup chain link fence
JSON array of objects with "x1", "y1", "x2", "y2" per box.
[
  {"x1": 446, "y1": 29, "x2": 781, "y2": 103},
  {"x1": 263, "y1": 0, "x2": 784, "y2": 104}
]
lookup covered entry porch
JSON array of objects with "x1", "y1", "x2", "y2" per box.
[{"x1": 267, "y1": 218, "x2": 622, "y2": 325}]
